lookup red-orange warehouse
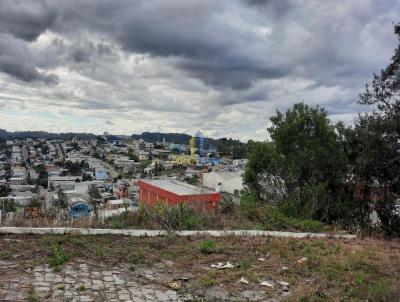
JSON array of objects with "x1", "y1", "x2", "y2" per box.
[{"x1": 137, "y1": 179, "x2": 221, "y2": 209}]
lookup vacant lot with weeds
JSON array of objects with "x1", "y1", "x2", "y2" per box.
[
  {"x1": 0, "y1": 234, "x2": 399, "y2": 301},
  {"x1": 3, "y1": 201, "x2": 343, "y2": 235}
]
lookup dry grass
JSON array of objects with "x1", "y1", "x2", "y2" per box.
[
  {"x1": 3, "y1": 203, "x2": 337, "y2": 234},
  {"x1": 1, "y1": 234, "x2": 399, "y2": 301}
]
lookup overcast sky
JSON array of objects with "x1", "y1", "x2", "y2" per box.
[{"x1": 0, "y1": 0, "x2": 399, "y2": 141}]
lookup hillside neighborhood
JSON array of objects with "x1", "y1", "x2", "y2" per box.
[
  {"x1": 0, "y1": 133, "x2": 246, "y2": 223},
  {"x1": 1, "y1": 1, "x2": 400, "y2": 301}
]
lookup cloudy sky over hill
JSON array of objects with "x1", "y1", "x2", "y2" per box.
[{"x1": 0, "y1": 0, "x2": 399, "y2": 141}]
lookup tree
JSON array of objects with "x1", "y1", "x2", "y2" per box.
[
  {"x1": 1, "y1": 198, "x2": 16, "y2": 215},
  {"x1": 245, "y1": 103, "x2": 349, "y2": 222},
  {"x1": 64, "y1": 160, "x2": 82, "y2": 176},
  {"x1": 57, "y1": 189, "x2": 68, "y2": 209},
  {"x1": 243, "y1": 142, "x2": 281, "y2": 200},
  {"x1": 82, "y1": 174, "x2": 93, "y2": 181},
  {"x1": 0, "y1": 185, "x2": 11, "y2": 197},
  {"x1": 88, "y1": 185, "x2": 101, "y2": 222},
  {"x1": 267, "y1": 103, "x2": 348, "y2": 221},
  {"x1": 355, "y1": 23, "x2": 400, "y2": 236}
]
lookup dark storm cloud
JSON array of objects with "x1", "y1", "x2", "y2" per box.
[
  {"x1": 0, "y1": 0, "x2": 399, "y2": 126},
  {"x1": 0, "y1": 34, "x2": 59, "y2": 84},
  {"x1": 243, "y1": 0, "x2": 293, "y2": 17},
  {"x1": 0, "y1": 0, "x2": 299, "y2": 89},
  {"x1": 0, "y1": 0, "x2": 58, "y2": 41}
]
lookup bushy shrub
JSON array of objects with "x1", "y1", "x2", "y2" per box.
[
  {"x1": 199, "y1": 239, "x2": 216, "y2": 254},
  {"x1": 49, "y1": 244, "x2": 69, "y2": 268},
  {"x1": 240, "y1": 190, "x2": 259, "y2": 219}
]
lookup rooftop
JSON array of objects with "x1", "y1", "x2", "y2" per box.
[{"x1": 140, "y1": 179, "x2": 215, "y2": 196}]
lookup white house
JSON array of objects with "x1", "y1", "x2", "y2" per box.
[{"x1": 202, "y1": 171, "x2": 244, "y2": 196}]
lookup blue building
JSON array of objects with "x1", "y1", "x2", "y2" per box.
[
  {"x1": 68, "y1": 196, "x2": 92, "y2": 220},
  {"x1": 95, "y1": 169, "x2": 108, "y2": 180}
]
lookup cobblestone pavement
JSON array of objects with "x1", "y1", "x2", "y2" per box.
[
  {"x1": 0, "y1": 260, "x2": 183, "y2": 302},
  {"x1": 0, "y1": 257, "x2": 285, "y2": 301}
]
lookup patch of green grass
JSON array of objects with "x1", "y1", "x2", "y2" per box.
[
  {"x1": 345, "y1": 278, "x2": 393, "y2": 301},
  {"x1": 199, "y1": 239, "x2": 216, "y2": 254},
  {"x1": 202, "y1": 274, "x2": 215, "y2": 288},
  {"x1": 48, "y1": 244, "x2": 69, "y2": 269},
  {"x1": 27, "y1": 288, "x2": 41, "y2": 302},
  {"x1": 67, "y1": 235, "x2": 84, "y2": 247},
  {"x1": 238, "y1": 259, "x2": 251, "y2": 270},
  {"x1": 128, "y1": 248, "x2": 148, "y2": 265},
  {"x1": 111, "y1": 217, "x2": 125, "y2": 229},
  {"x1": 354, "y1": 272, "x2": 365, "y2": 285},
  {"x1": 0, "y1": 250, "x2": 12, "y2": 260},
  {"x1": 163, "y1": 251, "x2": 177, "y2": 260},
  {"x1": 77, "y1": 284, "x2": 86, "y2": 291},
  {"x1": 94, "y1": 245, "x2": 108, "y2": 257},
  {"x1": 366, "y1": 278, "x2": 391, "y2": 301},
  {"x1": 244, "y1": 271, "x2": 259, "y2": 283}
]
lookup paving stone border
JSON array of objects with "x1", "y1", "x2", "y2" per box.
[{"x1": 0, "y1": 227, "x2": 357, "y2": 239}]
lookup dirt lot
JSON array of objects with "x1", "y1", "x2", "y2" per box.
[{"x1": 0, "y1": 234, "x2": 399, "y2": 301}]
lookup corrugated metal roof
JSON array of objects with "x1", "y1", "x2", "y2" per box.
[{"x1": 140, "y1": 179, "x2": 215, "y2": 196}]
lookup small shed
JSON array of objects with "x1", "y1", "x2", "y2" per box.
[{"x1": 68, "y1": 196, "x2": 92, "y2": 220}]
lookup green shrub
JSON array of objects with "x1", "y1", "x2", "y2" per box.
[
  {"x1": 199, "y1": 239, "x2": 216, "y2": 254},
  {"x1": 246, "y1": 203, "x2": 326, "y2": 232},
  {"x1": 0, "y1": 251, "x2": 12, "y2": 260},
  {"x1": 27, "y1": 288, "x2": 41, "y2": 302},
  {"x1": 49, "y1": 244, "x2": 69, "y2": 268},
  {"x1": 240, "y1": 190, "x2": 259, "y2": 218},
  {"x1": 366, "y1": 279, "x2": 392, "y2": 301},
  {"x1": 111, "y1": 217, "x2": 124, "y2": 229}
]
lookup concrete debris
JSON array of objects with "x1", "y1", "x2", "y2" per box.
[
  {"x1": 278, "y1": 281, "x2": 290, "y2": 287},
  {"x1": 210, "y1": 262, "x2": 234, "y2": 269},
  {"x1": 240, "y1": 277, "x2": 249, "y2": 284},
  {"x1": 260, "y1": 281, "x2": 274, "y2": 288}
]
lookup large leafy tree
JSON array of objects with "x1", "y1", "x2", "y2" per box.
[
  {"x1": 356, "y1": 24, "x2": 400, "y2": 235},
  {"x1": 245, "y1": 103, "x2": 348, "y2": 222},
  {"x1": 269, "y1": 103, "x2": 348, "y2": 221}
]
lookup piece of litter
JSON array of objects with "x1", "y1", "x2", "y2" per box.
[
  {"x1": 260, "y1": 281, "x2": 274, "y2": 288},
  {"x1": 296, "y1": 257, "x2": 308, "y2": 264},
  {"x1": 211, "y1": 262, "x2": 234, "y2": 269},
  {"x1": 282, "y1": 266, "x2": 289, "y2": 271},
  {"x1": 177, "y1": 277, "x2": 189, "y2": 281},
  {"x1": 278, "y1": 281, "x2": 290, "y2": 287},
  {"x1": 168, "y1": 282, "x2": 182, "y2": 289},
  {"x1": 240, "y1": 277, "x2": 249, "y2": 284},
  {"x1": 258, "y1": 257, "x2": 265, "y2": 261}
]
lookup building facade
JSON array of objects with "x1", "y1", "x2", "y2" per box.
[{"x1": 137, "y1": 179, "x2": 220, "y2": 210}]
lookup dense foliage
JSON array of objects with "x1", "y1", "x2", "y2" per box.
[
  {"x1": 244, "y1": 24, "x2": 400, "y2": 236},
  {"x1": 354, "y1": 24, "x2": 400, "y2": 236}
]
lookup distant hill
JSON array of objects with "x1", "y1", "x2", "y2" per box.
[
  {"x1": 0, "y1": 129, "x2": 97, "y2": 141},
  {"x1": 131, "y1": 132, "x2": 192, "y2": 144}
]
